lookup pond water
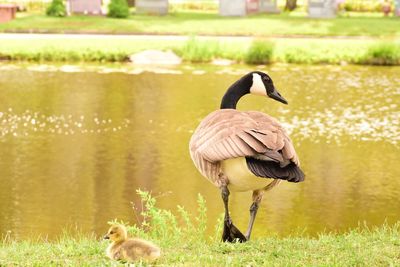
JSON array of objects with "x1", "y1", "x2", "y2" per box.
[{"x1": 0, "y1": 63, "x2": 399, "y2": 240}]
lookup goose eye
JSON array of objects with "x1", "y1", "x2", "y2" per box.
[
  {"x1": 263, "y1": 76, "x2": 270, "y2": 82},
  {"x1": 109, "y1": 231, "x2": 114, "y2": 234}
]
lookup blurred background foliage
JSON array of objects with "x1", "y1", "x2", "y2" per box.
[{"x1": 0, "y1": 0, "x2": 395, "y2": 13}]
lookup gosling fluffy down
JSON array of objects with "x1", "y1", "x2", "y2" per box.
[{"x1": 104, "y1": 224, "x2": 161, "y2": 262}]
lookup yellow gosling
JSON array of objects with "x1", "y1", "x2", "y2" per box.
[{"x1": 103, "y1": 224, "x2": 161, "y2": 263}]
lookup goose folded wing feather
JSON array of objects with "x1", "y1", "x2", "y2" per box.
[{"x1": 195, "y1": 110, "x2": 299, "y2": 167}]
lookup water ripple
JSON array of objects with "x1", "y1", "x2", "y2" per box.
[
  {"x1": 280, "y1": 105, "x2": 399, "y2": 146},
  {"x1": 0, "y1": 109, "x2": 130, "y2": 138}
]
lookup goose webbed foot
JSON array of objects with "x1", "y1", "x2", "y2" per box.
[
  {"x1": 220, "y1": 183, "x2": 247, "y2": 243},
  {"x1": 222, "y1": 217, "x2": 247, "y2": 243}
]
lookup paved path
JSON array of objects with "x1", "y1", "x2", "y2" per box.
[{"x1": 0, "y1": 33, "x2": 253, "y2": 41}]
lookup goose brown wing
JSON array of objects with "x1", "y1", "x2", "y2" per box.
[{"x1": 190, "y1": 109, "x2": 304, "y2": 182}]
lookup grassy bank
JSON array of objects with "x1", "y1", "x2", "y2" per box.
[
  {"x1": 2, "y1": 227, "x2": 400, "y2": 266},
  {"x1": 0, "y1": 12, "x2": 399, "y2": 37},
  {"x1": 1, "y1": 35, "x2": 400, "y2": 65},
  {"x1": 1, "y1": 191, "x2": 400, "y2": 266}
]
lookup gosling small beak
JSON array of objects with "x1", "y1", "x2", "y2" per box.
[
  {"x1": 269, "y1": 88, "x2": 288, "y2": 105},
  {"x1": 103, "y1": 235, "x2": 110, "y2": 240}
]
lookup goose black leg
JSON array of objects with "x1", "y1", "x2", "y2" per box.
[
  {"x1": 221, "y1": 185, "x2": 246, "y2": 243},
  {"x1": 245, "y1": 190, "x2": 264, "y2": 241}
]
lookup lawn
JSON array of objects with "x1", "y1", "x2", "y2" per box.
[
  {"x1": 1, "y1": 11, "x2": 399, "y2": 65},
  {"x1": 0, "y1": 11, "x2": 399, "y2": 37},
  {"x1": 1, "y1": 227, "x2": 400, "y2": 266},
  {"x1": 1, "y1": 192, "x2": 400, "y2": 266}
]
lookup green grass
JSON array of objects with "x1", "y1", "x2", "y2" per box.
[
  {"x1": 0, "y1": 38, "x2": 182, "y2": 62},
  {"x1": 178, "y1": 37, "x2": 221, "y2": 62},
  {"x1": 1, "y1": 190, "x2": 399, "y2": 266},
  {"x1": 359, "y1": 42, "x2": 400, "y2": 65},
  {"x1": 244, "y1": 40, "x2": 274, "y2": 64},
  {"x1": 1, "y1": 35, "x2": 399, "y2": 65},
  {"x1": 0, "y1": 12, "x2": 399, "y2": 37}
]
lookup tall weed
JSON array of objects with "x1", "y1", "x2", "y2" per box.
[
  {"x1": 283, "y1": 47, "x2": 314, "y2": 64},
  {"x1": 178, "y1": 37, "x2": 221, "y2": 62},
  {"x1": 360, "y1": 43, "x2": 400, "y2": 65},
  {"x1": 244, "y1": 40, "x2": 274, "y2": 65},
  {"x1": 113, "y1": 190, "x2": 212, "y2": 247}
]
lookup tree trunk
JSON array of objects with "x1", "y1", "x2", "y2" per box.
[
  {"x1": 285, "y1": 0, "x2": 297, "y2": 11},
  {"x1": 127, "y1": 0, "x2": 135, "y2": 7}
]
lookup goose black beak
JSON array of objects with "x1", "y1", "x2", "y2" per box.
[
  {"x1": 269, "y1": 88, "x2": 288, "y2": 105},
  {"x1": 103, "y1": 235, "x2": 110, "y2": 240}
]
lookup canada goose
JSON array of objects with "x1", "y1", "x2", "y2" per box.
[
  {"x1": 104, "y1": 224, "x2": 161, "y2": 262},
  {"x1": 189, "y1": 71, "x2": 305, "y2": 242}
]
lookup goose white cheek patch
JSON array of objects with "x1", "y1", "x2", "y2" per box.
[{"x1": 249, "y1": 73, "x2": 267, "y2": 96}]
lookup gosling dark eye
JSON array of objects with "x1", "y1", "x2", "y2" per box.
[{"x1": 109, "y1": 231, "x2": 114, "y2": 234}]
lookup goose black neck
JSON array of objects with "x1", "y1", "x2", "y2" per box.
[{"x1": 220, "y1": 76, "x2": 252, "y2": 109}]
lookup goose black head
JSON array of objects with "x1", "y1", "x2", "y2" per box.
[
  {"x1": 249, "y1": 71, "x2": 288, "y2": 105},
  {"x1": 220, "y1": 71, "x2": 288, "y2": 109}
]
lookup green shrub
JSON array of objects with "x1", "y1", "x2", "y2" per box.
[
  {"x1": 46, "y1": 0, "x2": 66, "y2": 17},
  {"x1": 343, "y1": 0, "x2": 382, "y2": 12},
  {"x1": 361, "y1": 43, "x2": 400, "y2": 65},
  {"x1": 108, "y1": 0, "x2": 130, "y2": 18},
  {"x1": 178, "y1": 37, "x2": 221, "y2": 63},
  {"x1": 244, "y1": 40, "x2": 274, "y2": 65}
]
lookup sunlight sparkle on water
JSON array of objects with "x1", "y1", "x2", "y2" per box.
[
  {"x1": 0, "y1": 109, "x2": 130, "y2": 138},
  {"x1": 279, "y1": 105, "x2": 399, "y2": 146}
]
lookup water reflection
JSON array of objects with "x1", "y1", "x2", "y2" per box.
[{"x1": 0, "y1": 63, "x2": 399, "y2": 239}]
